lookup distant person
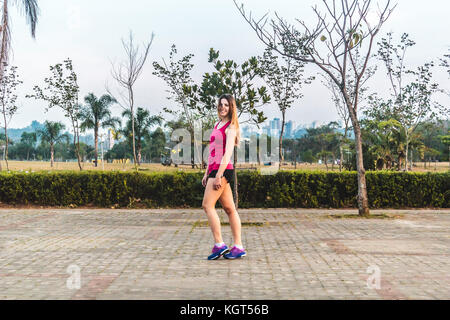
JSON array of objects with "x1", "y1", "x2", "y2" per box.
[{"x1": 201, "y1": 94, "x2": 246, "y2": 260}]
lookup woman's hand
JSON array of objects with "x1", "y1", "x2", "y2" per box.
[
  {"x1": 213, "y1": 176, "x2": 222, "y2": 190},
  {"x1": 202, "y1": 174, "x2": 208, "y2": 187}
]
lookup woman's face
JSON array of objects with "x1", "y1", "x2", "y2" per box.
[{"x1": 218, "y1": 98, "x2": 230, "y2": 119}]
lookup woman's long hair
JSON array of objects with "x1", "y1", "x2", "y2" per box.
[{"x1": 217, "y1": 93, "x2": 241, "y2": 147}]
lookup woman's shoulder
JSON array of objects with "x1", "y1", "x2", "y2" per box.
[{"x1": 225, "y1": 123, "x2": 237, "y2": 134}]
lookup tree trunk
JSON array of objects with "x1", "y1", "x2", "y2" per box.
[
  {"x1": 75, "y1": 124, "x2": 82, "y2": 171},
  {"x1": 294, "y1": 141, "x2": 297, "y2": 169},
  {"x1": 0, "y1": 1, "x2": 7, "y2": 171},
  {"x1": 353, "y1": 121, "x2": 370, "y2": 216},
  {"x1": 129, "y1": 86, "x2": 138, "y2": 170},
  {"x1": 131, "y1": 114, "x2": 137, "y2": 167},
  {"x1": 3, "y1": 112, "x2": 8, "y2": 171},
  {"x1": 404, "y1": 132, "x2": 409, "y2": 171},
  {"x1": 409, "y1": 148, "x2": 412, "y2": 171},
  {"x1": 137, "y1": 144, "x2": 142, "y2": 166},
  {"x1": 0, "y1": 0, "x2": 8, "y2": 80},
  {"x1": 71, "y1": 117, "x2": 82, "y2": 171},
  {"x1": 279, "y1": 111, "x2": 285, "y2": 170},
  {"x1": 94, "y1": 125, "x2": 98, "y2": 167},
  {"x1": 339, "y1": 144, "x2": 343, "y2": 172},
  {"x1": 50, "y1": 143, "x2": 54, "y2": 167}
]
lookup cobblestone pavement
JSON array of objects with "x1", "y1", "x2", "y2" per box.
[{"x1": 0, "y1": 208, "x2": 449, "y2": 300}]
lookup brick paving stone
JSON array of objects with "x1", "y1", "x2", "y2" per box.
[{"x1": 0, "y1": 208, "x2": 448, "y2": 299}]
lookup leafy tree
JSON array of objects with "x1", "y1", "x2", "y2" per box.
[
  {"x1": 152, "y1": 45, "x2": 200, "y2": 124},
  {"x1": 298, "y1": 122, "x2": 340, "y2": 170},
  {"x1": 27, "y1": 58, "x2": 84, "y2": 170},
  {"x1": 152, "y1": 45, "x2": 206, "y2": 167},
  {"x1": 438, "y1": 131, "x2": 450, "y2": 168},
  {"x1": 121, "y1": 107, "x2": 162, "y2": 165},
  {"x1": 79, "y1": 93, "x2": 121, "y2": 167},
  {"x1": 105, "y1": 140, "x2": 132, "y2": 161},
  {"x1": 36, "y1": 120, "x2": 69, "y2": 167},
  {"x1": 0, "y1": 64, "x2": 21, "y2": 170},
  {"x1": 35, "y1": 140, "x2": 50, "y2": 161},
  {"x1": 375, "y1": 32, "x2": 444, "y2": 170},
  {"x1": 20, "y1": 131, "x2": 36, "y2": 160},
  {"x1": 300, "y1": 149, "x2": 316, "y2": 164},
  {"x1": 142, "y1": 127, "x2": 166, "y2": 163},
  {"x1": 67, "y1": 142, "x2": 93, "y2": 162},
  {"x1": 259, "y1": 47, "x2": 314, "y2": 169}
]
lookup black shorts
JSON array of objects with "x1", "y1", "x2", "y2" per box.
[{"x1": 208, "y1": 169, "x2": 234, "y2": 184}]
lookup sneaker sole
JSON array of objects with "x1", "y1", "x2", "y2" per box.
[
  {"x1": 224, "y1": 252, "x2": 246, "y2": 259},
  {"x1": 208, "y1": 248, "x2": 230, "y2": 260}
]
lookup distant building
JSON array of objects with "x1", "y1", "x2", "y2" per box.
[
  {"x1": 270, "y1": 117, "x2": 280, "y2": 130},
  {"x1": 241, "y1": 125, "x2": 251, "y2": 139},
  {"x1": 107, "y1": 129, "x2": 115, "y2": 150},
  {"x1": 285, "y1": 120, "x2": 295, "y2": 138}
]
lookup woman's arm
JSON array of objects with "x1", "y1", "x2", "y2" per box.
[{"x1": 216, "y1": 125, "x2": 236, "y2": 178}]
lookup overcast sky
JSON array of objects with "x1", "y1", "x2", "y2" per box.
[{"x1": 6, "y1": 0, "x2": 450, "y2": 131}]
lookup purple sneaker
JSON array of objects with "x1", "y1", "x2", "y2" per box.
[
  {"x1": 223, "y1": 246, "x2": 246, "y2": 259},
  {"x1": 207, "y1": 244, "x2": 229, "y2": 260}
]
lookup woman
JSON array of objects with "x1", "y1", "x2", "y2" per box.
[{"x1": 202, "y1": 94, "x2": 246, "y2": 260}]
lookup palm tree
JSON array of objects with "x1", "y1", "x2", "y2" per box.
[
  {"x1": 36, "y1": 120, "x2": 69, "y2": 167},
  {"x1": 366, "y1": 120, "x2": 398, "y2": 170},
  {"x1": 79, "y1": 93, "x2": 121, "y2": 167},
  {"x1": 20, "y1": 131, "x2": 36, "y2": 160},
  {"x1": 122, "y1": 107, "x2": 162, "y2": 165},
  {"x1": 0, "y1": 0, "x2": 39, "y2": 79}
]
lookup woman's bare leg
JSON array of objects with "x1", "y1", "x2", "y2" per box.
[
  {"x1": 218, "y1": 182, "x2": 242, "y2": 246},
  {"x1": 202, "y1": 177, "x2": 227, "y2": 243}
]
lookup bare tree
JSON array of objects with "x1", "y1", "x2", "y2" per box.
[
  {"x1": 234, "y1": 0, "x2": 395, "y2": 216},
  {"x1": 108, "y1": 30, "x2": 154, "y2": 169},
  {"x1": 259, "y1": 47, "x2": 314, "y2": 170},
  {"x1": 321, "y1": 48, "x2": 376, "y2": 171},
  {"x1": 0, "y1": 63, "x2": 21, "y2": 170}
]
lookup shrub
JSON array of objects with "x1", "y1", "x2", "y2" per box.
[{"x1": 0, "y1": 170, "x2": 447, "y2": 208}]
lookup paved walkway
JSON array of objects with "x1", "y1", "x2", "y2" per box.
[{"x1": 0, "y1": 208, "x2": 449, "y2": 300}]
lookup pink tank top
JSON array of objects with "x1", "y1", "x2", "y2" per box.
[{"x1": 208, "y1": 120, "x2": 234, "y2": 174}]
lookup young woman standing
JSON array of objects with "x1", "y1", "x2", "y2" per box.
[{"x1": 201, "y1": 94, "x2": 246, "y2": 260}]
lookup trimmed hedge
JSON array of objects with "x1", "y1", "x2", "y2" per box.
[{"x1": 0, "y1": 170, "x2": 448, "y2": 208}]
